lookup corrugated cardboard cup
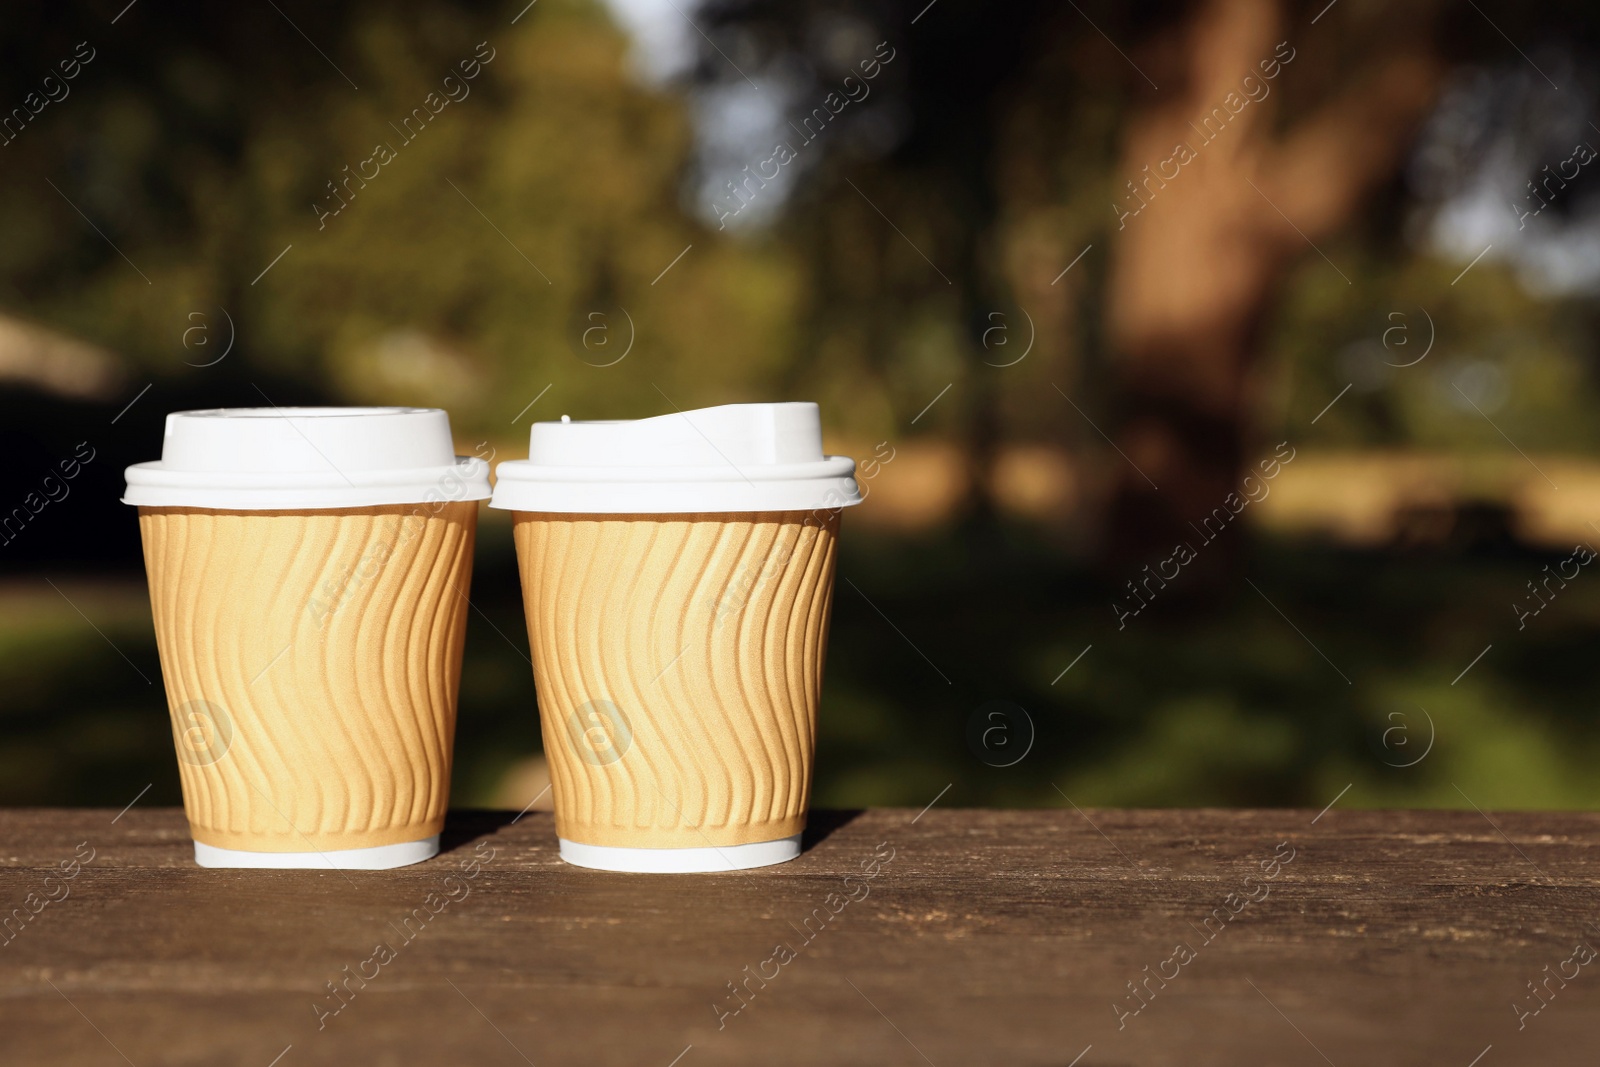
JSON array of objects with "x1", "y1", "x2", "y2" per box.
[
  {"x1": 124, "y1": 407, "x2": 490, "y2": 869},
  {"x1": 491, "y1": 402, "x2": 860, "y2": 872}
]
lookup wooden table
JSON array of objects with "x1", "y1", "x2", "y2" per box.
[{"x1": 3, "y1": 807, "x2": 1597, "y2": 1065}]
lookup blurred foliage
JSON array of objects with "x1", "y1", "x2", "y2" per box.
[
  {"x1": 0, "y1": 0, "x2": 814, "y2": 432},
  {"x1": 2, "y1": 0, "x2": 1600, "y2": 810},
  {"x1": 1271, "y1": 247, "x2": 1600, "y2": 452},
  {"x1": 12, "y1": 524, "x2": 1600, "y2": 812}
]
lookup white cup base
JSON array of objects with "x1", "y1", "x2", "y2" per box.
[
  {"x1": 558, "y1": 834, "x2": 801, "y2": 873},
  {"x1": 193, "y1": 835, "x2": 440, "y2": 870}
]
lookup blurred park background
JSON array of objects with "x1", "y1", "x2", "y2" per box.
[{"x1": 3, "y1": 0, "x2": 1600, "y2": 812}]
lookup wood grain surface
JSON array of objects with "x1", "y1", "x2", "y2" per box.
[{"x1": 3, "y1": 806, "x2": 1599, "y2": 1066}]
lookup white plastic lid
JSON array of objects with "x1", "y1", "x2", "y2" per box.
[
  {"x1": 122, "y1": 407, "x2": 491, "y2": 510},
  {"x1": 489, "y1": 402, "x2": 861, "y2": 514}
]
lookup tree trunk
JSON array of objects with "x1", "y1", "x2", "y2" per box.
[{"x1": 1101, "y1": 0, "x2": 1441, "y2": 587}]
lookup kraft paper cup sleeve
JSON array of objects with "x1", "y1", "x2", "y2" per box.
[
  {"x1": 492, "y1": 401, "x2": 855, "y2": 872},
  {"x1": 125, "y1": 407, "x2": 490, "y2": 869}
]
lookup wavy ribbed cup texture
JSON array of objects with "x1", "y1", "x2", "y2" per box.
[
  {"x1": 138, "y1": 503, "x2": 476, "y2": 852},
  {"x1": 513, "y1": 510, "x2": 839, "y2": 849}
]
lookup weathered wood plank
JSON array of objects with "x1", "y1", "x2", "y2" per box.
[{"x1": 3, "y1": 807, "x2": 1599, "y2": 1065}]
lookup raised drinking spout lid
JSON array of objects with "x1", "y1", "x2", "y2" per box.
[{"x1": 489, "y1": 402, "x2": 861, "y2": 514}]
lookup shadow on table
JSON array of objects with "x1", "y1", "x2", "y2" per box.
[
  {"x1": 438, "y1": 809, "x2": 527, "y2": 856},
  {"x1": 802, "y1": 809, "x2": 864, "y2": 854}
]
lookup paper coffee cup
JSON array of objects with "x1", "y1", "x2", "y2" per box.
[
  {"x1": 490, "y1": 402, "x2": 860, "y2": 872},
  {"x1": 124, "y1": 407, "x2": 490, "y2": 869}
]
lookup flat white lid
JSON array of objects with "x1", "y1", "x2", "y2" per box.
[
  {"x1": 489, "y1": 402, "x2": 860, "y2": 514},
  {"x1": 123, "y1": 407, "x2": 491, "y2": 510}
]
